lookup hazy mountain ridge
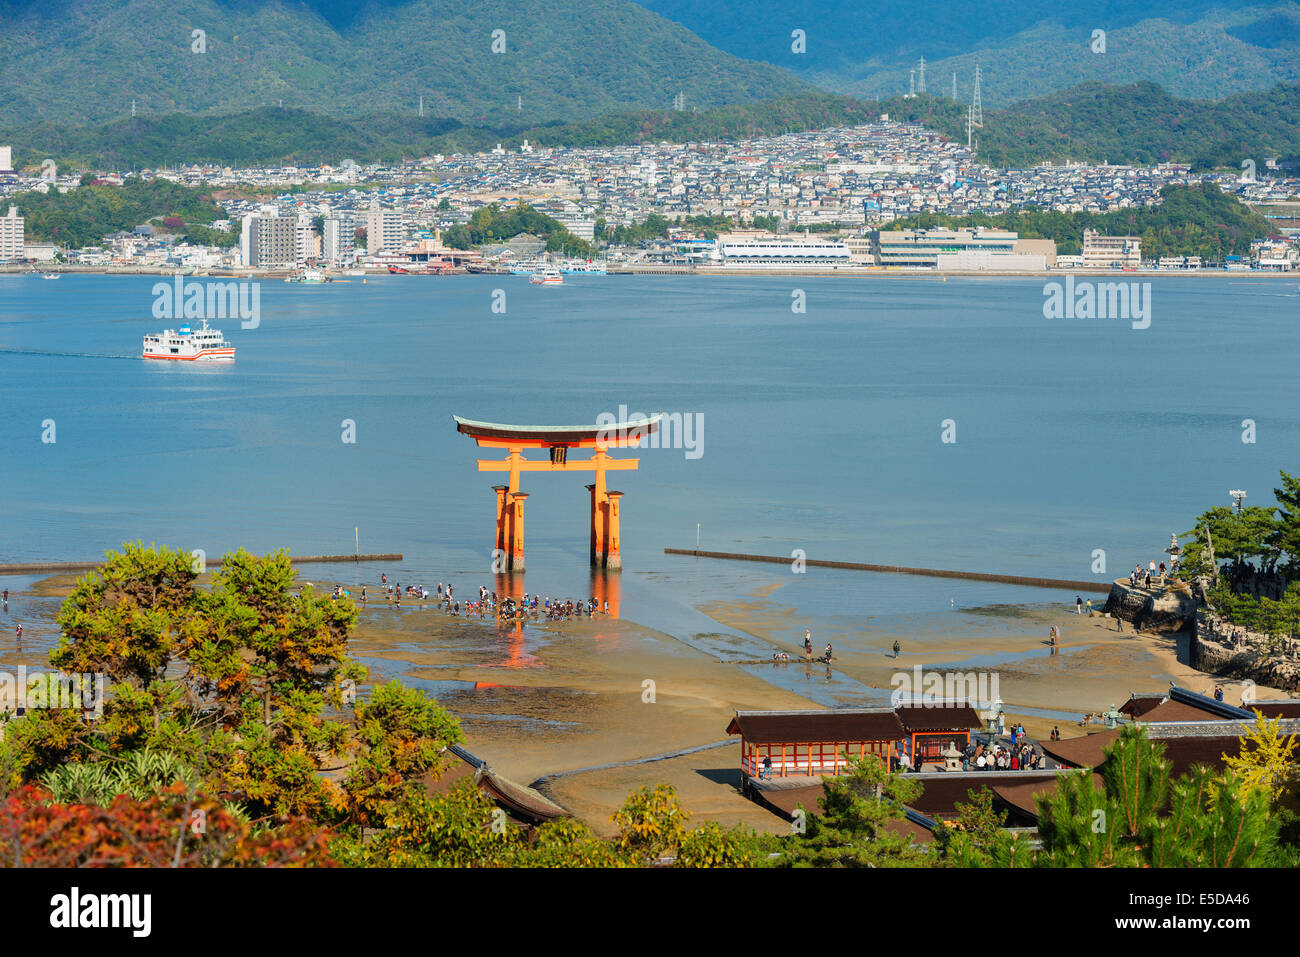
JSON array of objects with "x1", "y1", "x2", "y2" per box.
[{"x1": 633, "y1": 0, "x2": 1300, "y2": 105}]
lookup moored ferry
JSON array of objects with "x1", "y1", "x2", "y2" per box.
[{"x1": 142, "y1": 318, "x2": 235, "y2": 361}]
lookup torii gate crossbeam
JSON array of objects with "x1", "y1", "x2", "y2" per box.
[{"x1": 453, "y1": 414, "x2": 662, "y2": 572}]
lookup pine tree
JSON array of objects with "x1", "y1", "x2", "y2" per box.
[{"x1": 783, "y1": 755, "x2": 930, "y2": 867}]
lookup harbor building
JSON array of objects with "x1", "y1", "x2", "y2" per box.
[
  {"x1": 711, "y1": 230, "x2": 851, "y2": 266},
  {"x1": 872, "y1": 228, "x2": 1020, "y2": 268},
  {"x1": 1081, "y1": 229, "x2": 1142, "y2": 268},
  {"x1": 0, "y1": 205, "x2": 24, "y2": 260}
]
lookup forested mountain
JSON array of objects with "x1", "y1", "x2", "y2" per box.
[
  {"x1": 12, "y1": 81, "x2": 1300, "y2": 172},
  {"x1": 0, "y1": 0, "x2": 810, "y2": 126}
]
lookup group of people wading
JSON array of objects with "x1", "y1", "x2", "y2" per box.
[
  {"x1": 326, "y1": 572, "x2": 609, "y2": 622},
  {"x1": 770, "y1": 628, "x2": 833, "y2": 664}
]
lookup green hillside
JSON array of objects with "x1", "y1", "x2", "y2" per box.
[
  {"x1": 879, "y1": 82, "x2": 1300, "y2": 169},
  {"x1": 0, "y1": 94, "x2": 882, "y2": 169}
]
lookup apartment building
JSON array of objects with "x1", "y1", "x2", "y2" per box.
[
  {"x1": 240, "y1": 211, "x2": 296, "y2": 268},
  {"x1": 0, "y1": 205, "x2": 24, "y2": 259}
]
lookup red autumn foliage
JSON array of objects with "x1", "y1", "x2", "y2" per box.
[{"x1": 0, "y1": 784, "x2": 337, "y2": 867}]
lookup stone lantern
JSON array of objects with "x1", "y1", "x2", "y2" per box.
[
  {"x1": 942, "y1": 741, "x2": 963, "y2": 772},
  {"x1": 1166, "y1": 534, "x2": 1181, "y2": 574}
]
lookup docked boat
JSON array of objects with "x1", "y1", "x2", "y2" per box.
[
  {"x1": 509, "y1": 259, "x2": 545, "y2": 276},
  {"x1": 529, "y1": 267, "x2": 564, "y2": 285},
  {"x1": 142, "y1": 318, "x2": 235, "y2": 361},
  {"x1": 560, "y1": 260, "x2": 607, "y2": 275},
  {"x1": 286, "y1": 268, "x2": 328, "y2": 283}
]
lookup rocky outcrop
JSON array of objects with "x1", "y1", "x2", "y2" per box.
[
  {"x1": 1101, "y1": 579, "x2": 1198, "y2": 633},
  {"x1": 1192, "y1": 611, "x2": 1300, "y2": 693}
]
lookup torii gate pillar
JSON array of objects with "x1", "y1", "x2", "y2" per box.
[
  {"x1": 605, "y1": 491, "x2": 623, "y2": 570},
  {"x1": 585, "y1": 483, "x2": 604, "y2": 567},
  {"x1": 508, "y1": 492, "x2": 528, "y2": 572},
  {"x1": 492, "y1": 485, "x2": 509, "y2": 561}
]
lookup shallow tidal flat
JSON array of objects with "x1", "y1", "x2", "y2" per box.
[{"x1": 696, "y1": 588, "x2": 1280, "y2": 733}]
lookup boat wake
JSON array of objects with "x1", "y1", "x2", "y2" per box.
[{"x1": 0, "y1": 348, "x2": 140, "y2": 360}]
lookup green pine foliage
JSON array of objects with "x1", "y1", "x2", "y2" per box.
[{"x1": 12, "y1": 178, "x2": 230, "y2": 249}]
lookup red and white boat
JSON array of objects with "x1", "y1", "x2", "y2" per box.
[
  {"x1": 142, "y1": 318, "x2": 235, "y2": 361},
  {"x1": 529, "y1": 267, "x2": 563, "y2": 285}
]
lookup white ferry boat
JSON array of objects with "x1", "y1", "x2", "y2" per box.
[
  {"x1": 509, "y1": 259, "x2": 546, "y2": 276},
  {"x1": 529, "y1": 267, "x2": 564, "y2": 285},
  {"x1": 560, "y1": 259, "x2": 607, "y2": 275},
  {"x1": 142, "y1": 318, "x2": 235, "y2": 362}
]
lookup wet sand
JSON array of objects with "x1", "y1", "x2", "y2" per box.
[{"x1": 349, "y1": 605, "x2": 813, "y2": 785}]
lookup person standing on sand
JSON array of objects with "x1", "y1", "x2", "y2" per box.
[
  {"x1": 1115, "y1": 615, "x2": 1124, "y2": 632},
  {"x1": 892, "y1": 639, "x2": 901, "y2": 658},
  {"x1": 1076, "y1": 596, "x2": 1082, "y2": 614},
  {"x1": 804, "y1": 630, "x2": 813, "y2": 661},
  {"x1": 1086, "y1": 599, "x2": 1093, "y2": 616},
  {"x1": 824, "y1": 643, "x2": 833, "y2": 663}
]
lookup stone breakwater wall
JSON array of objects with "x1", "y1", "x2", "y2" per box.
[
  {"x1": 1190, "y1": 610, "x2": 1300, "y2": 693},
  {"x1": 1100, "y1": 579, "x2": 1198, "y2": 633},
  {"x1": 0, "y1": 554, "x2": 402, "y2": 575}
]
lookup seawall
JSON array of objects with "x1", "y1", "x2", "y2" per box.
[
  {"x1": 663, "y1": 548, "x2": 1112, "y2": 592},
  {"x1": 0, "y1": 553, "x2": 402, "y2": 575}
]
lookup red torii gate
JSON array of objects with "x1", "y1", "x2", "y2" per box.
[{"x1": 453, "y1": 414, "x2": 662, "y2": 572}]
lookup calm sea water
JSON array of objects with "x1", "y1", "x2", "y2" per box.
[{"x1": 1, "y1": 273, "x2": 1297, "y2": 648}]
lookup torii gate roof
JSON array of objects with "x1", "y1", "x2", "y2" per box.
[{"x1": 453, "y1": 413, "x2": 662, "y2": 448}]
